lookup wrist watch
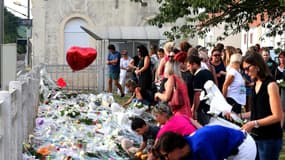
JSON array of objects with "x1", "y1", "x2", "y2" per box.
[{"x1": 254, "y1": 120, "x2": 259, "y2": 128}]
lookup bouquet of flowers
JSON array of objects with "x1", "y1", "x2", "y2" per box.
[
  {"x1": 60, "y1": 106, "x2": 80, "y2": 118},
  {"x1": 276, "y1": 79, "x2": 285, "y2": 88},
  {"x1": 129, "y1": 101, "x2": 144, "y2": 109}
]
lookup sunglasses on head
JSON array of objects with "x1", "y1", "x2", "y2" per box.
[{"x1": 153, "y1": 104, "x2": 169, "y2": 113}]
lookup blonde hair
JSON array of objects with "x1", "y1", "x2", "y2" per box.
[
  {"x1": 164, "y1": 42, "x2": 175, "y2": 53},
  {"x1": 225, "y1": 46, "x2": 237, "y2": 66},
  {"x1": 164, "y1": 60, "x2": 182, "y2": 78},
  {"x1": 230, "y1": 53, "x2": 242, "y2": 64},
  {"x1": 199, "y1": 50, "x2": 209, "y2": 62}
]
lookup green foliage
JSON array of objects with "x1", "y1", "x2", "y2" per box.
[
  {"x1": 275, "y1": 48, "x2": 284, "y2": 54},
  {"x1": 133, "y1": 0, "x2": 285, "y2": 41},
  {"x1": 17, "y1": 26, "x2": 27, "y2": 38},
  {"x1": 23, "y1": 143, "x2": 44, "y2": 159},
  {"x1": 4, "y1": 7, "x2": 28, "y2": 54},
  {"x1": 60, "y1": 106, "x2": 81, "y2": 118},
  {"x1": 17, "y1": 43, "x2": 26, "y2": 54},
  {"x1": 79, "y1": 116, "x2": 94, "y2": 125},
  {"x1": 4, "y1": 7, "x2": 20, "y2": 43}
]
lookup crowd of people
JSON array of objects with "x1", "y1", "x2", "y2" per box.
[{"x1": 106, "y1": 42, "x2": 285, "y2": 160}]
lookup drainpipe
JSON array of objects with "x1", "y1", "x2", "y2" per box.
[
  {"x1": 0, "y1": 0, "x2": 4, "y2": 89},
  {"x1": 27, "y1": 0, "x2": 31, "y2": 67}
]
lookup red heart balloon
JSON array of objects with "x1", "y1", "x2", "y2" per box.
[{"x1": 66, "y1": 46, "x2": 97, "y2": 71}]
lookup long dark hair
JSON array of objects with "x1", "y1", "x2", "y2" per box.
[
  {"x1": 137, "y1": 45, "x2": 149, "y2": 58},
  {"x1": 243, "y1": 52, "x2": 271, "y2": 80},
  {"x1": 278, "y1": 51, "x2": 285, "y2": 65}
]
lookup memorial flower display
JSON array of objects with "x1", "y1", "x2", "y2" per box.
[{"x1": 23, "y1": 70, "x2": 153, "y2": 160}]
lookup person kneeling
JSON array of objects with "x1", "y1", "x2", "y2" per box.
[
  {"x1": 154, "y1": 125, "x2": 256, "y2": 160},
  {"x1": 123, "y1": 79, "x2": 152, "y2": 107}
]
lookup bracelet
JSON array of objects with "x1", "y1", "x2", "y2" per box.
[{"x1": 254, "y1": 120, "x2": 259, "y2": 128}]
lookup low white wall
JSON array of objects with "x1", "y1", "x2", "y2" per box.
[
  {"x1": 1, "y1": 44, "x2": 17, "y2": 90},
  {"x1": 0, "y1": 65, "x2": 42, "y2": 160}
]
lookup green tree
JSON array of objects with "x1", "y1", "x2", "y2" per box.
[
  {"x1": 132, "y1": 0, "x2": 285, "y2": 41},
  {"x1": 4, "y1": 8, "x2": 26, "y2": 53},
  {"x1": 4, "y1": 7, "x2": 20, "y2": 43}
]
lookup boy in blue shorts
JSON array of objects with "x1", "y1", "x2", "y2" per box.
[{"x1": 106, "y1": 44, "x2": 124, "y2": 97}]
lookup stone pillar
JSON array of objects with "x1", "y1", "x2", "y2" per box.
[
  {"x1": 9, "y1": 81, "x2": 24, "y2": 160},
  {"x1": 0, "y1": 91, "x2": 12, "y2": 160}
]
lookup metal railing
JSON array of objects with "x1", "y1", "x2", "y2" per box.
[
  {"x1": 0, "y1": 64, "x2": 108, "y2": 159},
  {"x1": 45, "y1": 64, "x2": 107, "y2": 92}
]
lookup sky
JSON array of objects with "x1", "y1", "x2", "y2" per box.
[{"x1": 4, "y1": 0, "x2": 30, "y2": 19}]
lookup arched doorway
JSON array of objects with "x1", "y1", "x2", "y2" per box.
[{"x1": 64, "y1": 18, "x2": 89, "y2": 63}]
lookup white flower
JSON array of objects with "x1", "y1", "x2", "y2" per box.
[{"x1": 277, "y1": 79, "x2": 283, "y2": 84}]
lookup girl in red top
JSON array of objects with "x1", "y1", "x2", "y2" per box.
[{"x1": 154, "y1": 60, "x2": 192, "y2": 117}]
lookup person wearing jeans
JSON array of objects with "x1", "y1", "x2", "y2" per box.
[{"x1": 241, "y1": 52, "x2": 283, "y2": 160}]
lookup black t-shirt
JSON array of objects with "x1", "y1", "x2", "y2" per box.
[
  {"x1": 181, "y1": 70, "x2": 194, "y2": 103},
  {"x1": 142, "y1": 125, "x2": 160, "y2": 143},
  {"x1": 266, "y1": 59, "x2": 277, "y2": 78},
  {"x1": 133, "y1": 55, "x2": 140, "y2": 66},
  {"x1": 275, "y1": 67, "x2": 285, "y2": 81},
  {"x1": 131, "y1": 56, "x2": 140, "y2": 83},
  {"x1": 210, "y1": 62, "x2": 226, "y2": 91},
  {"x1": 193, "y1": 69, "x2": 214, "y2": 92},
  {"x1": 193, "y1": 69, "x2": 214, "y2": 115}
]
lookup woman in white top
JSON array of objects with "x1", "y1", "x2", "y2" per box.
[
  {"x1": 118, "y1": 50, "x2": 132, "y2": 94},
  {"x1": 222, "y1": 53, "x2": 246, "y2": 113}
]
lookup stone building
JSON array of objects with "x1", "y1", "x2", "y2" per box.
[
  {"x1": 31, "y1": 0, "x2": 165, "y2": 91},
  {"x1": 31, "y1": 0, "x2": 166, "y2": 65}
]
